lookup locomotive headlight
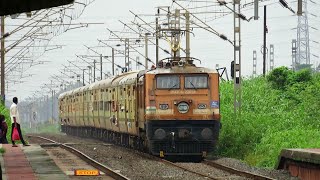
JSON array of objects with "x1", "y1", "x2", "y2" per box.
[
  {"x1": 154, "y1": 128, "x2": 166, "y2": 140},
  {"x1": 177, "y1": 102, "x2": 189, "y2": 114},
  {"x1": 159, "y1": 104, "x2": 169, "y2": 110},
  {"x1": 201, "y1": 128, "x2": 213, "y2": 139}
]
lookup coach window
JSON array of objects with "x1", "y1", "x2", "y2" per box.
[
  {"x1": 185, "y1": 74, "x2": 208, "y2": 89},
  {"x1": 156, "y1": 75, "x2": 180, "y2": 89},
  {"x1": 104, "y1": 101, "x2": 109, "y2": 111},
  {"x1": 100, "y1": 101, "x2": 104, "y2": 111}
]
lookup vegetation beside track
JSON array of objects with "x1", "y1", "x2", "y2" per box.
[
  {"x1": 25, "y1": 122, "x2": 60, "y2": 134},
  {"x1": 0, "y1": 104, "x2": 11, "y2": 145},
  {"x1": 218, "y1": 67, "x2": 320, "y2": 168}
]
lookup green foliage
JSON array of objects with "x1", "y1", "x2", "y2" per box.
[
  {"x1": 294, "y1": 68, "x2": 312, "y2": 83},
  {"x1": 266, "y1": 66, "x2": 293, "y2": 89},
  {"x1": 24, "y1": 123, "x2": 60, "y2": 134},
  {"x1": 0, "y1": 148, "x2": 5, "y2": 153},
  {"x1": 0, "y1": 103, "x2": 28, "y2": 144},
  {"x1": 0, "y1": 104, "x2": 11, "y2": 143},
  {"x1": 218, "y1": 70, "x2": 320, "y2": 168},
  {"x1": 248, "y1": 128, "x2": 320, "y2": 167},
  {"x1": 267, "y1": 66, "x2": 313, "y2": 90}
]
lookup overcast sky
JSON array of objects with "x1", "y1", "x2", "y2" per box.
[{"x1": 4, "y1": 0, "x2": 320, "y2": 102}]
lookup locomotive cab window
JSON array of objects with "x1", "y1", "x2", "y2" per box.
[
  {"x1": 156, "y1": 75, "x2": 180, "y2": 89},
  {"x1": 185, "y1": 74, "x2": 208, "y2": 89}
]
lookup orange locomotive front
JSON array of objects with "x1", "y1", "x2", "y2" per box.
[{"x1": 144, "y1": 61, "x2": 221, "y2": 157}]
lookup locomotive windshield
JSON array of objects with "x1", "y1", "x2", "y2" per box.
[
  {"x1": 156, "y1": 75, "x2": 180, "y2": 89},
  {"x1": 185, "y1": 75, "x2": 208, "y2": 89}
]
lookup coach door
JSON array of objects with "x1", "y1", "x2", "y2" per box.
[{"x1": 136, "y1": 79, "x2": 145, "y2": 132}]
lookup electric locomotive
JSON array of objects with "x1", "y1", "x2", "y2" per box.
[
  {"x1": 144, "y1": 58, "x2": 221, "y2": 157},
  {"x1": 59, "y1": 57, "x2": 220, "y2": 158}
]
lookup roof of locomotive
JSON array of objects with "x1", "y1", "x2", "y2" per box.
[{"x1": 146, "y1": 65, "x2": 218, "y2": 74}]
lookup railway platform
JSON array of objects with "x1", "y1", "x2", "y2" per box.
[
  {"x1": 0, "y1": 144, "x2": 68, "y2": 180},
  {"x1": 277, "y1": 148, "x2": 320, "y2": 180}
]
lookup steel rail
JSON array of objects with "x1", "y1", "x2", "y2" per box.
[
  {"x1": 28, "y1": 135, "x2": 129, "y2": 180},
  {"x1": 29, "y1": 135, "x2": 275, "y2": 180},
  {"x1": 203, "y1": 159, "x2": 276, "y2": 180},
  {"x1": 159, "y1": 158, "x2": 217, "y2": 180}
]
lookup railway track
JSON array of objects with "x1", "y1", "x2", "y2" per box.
[
  {"x1": 140, "y1": 154, "x2": 276, "y2": 180},
  {"x1": 28, "y1": 135, "x2": 129, "y2": 180},
  {"x1": 202, "y1": 160, "x2": 276, "y2": 180},
  {"x1": 29, "y1": 135, "x2": 276, "y2": 180}
]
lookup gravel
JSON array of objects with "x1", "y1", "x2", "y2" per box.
[
  {"x1": 27, "y1": 133, "x2": 297, "y2": 180},
  {"x1": 70, "y1": 143, "x2": 210, "y2": 180},
  {"x1": 206, "y1": 157, "x2": 299, "y2": 180},
  {"x1": 175, "y1": 162, "x2": 249, "y2": 180}
]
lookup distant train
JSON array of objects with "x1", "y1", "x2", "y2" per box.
[{"x1": 59, "y1": 57, "x2": 221, "y2": 157}]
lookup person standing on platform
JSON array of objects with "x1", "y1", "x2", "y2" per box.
[
  {"x1": 0, "y1": 114, "x2": 8, "y2": 144},
  {"x1": 10, "y1": 97, "x2": 30, "y2": 147}
]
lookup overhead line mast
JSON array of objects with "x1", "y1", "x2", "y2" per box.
[
  {"x1": 233, "y1": 0, "x2": 242, "y2": 120},
  {"x1": 296, "y1": 0, "x2": 310, "y2": 70}
]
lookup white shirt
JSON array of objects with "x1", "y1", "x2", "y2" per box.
[{"x1": 10, "y1": 103, "x2": 21, "y2": 124}]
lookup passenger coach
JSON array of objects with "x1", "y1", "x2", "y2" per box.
[{"x1": 59, "y1": 58, "x2": 221, "y2": 157}]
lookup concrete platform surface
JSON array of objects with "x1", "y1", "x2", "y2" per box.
[
  {"x1": 0, "y1": 144, "x2": 68, "y2": 180},
  {"x1": 277, "y1": 148, "x2": 320, "y2": 180},
  {"x1": 278, "y1": 148, "x2": 320, "y2": 165}
]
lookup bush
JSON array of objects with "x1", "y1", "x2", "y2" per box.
[
  {"x1": 267, "y1": 66, "x2": 293, "y2": 89},
  {"x1": 218, "y1": 71, "x2": 320, "y2": 168},
  {"x1": 294, "y1": 68, "x2": 312, "y2": 83},
  {"x1": 267, "y1": 67, "x2": 313, "y2": 90},
  {"x1": 0, "y1": 104, "x2": 11, "y2": 143},
  {"x1": 247, "y1": 128, "x2": 320, "y2": 167}
]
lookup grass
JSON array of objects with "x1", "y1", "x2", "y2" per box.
[
  {"x1": 217, "y1": 68, "x2": 320, "y2": 168},
  {"x1": 24, "y1": 123, "x2": 60, "y2": 134},
  {"x1": 0, "y1": 104, "x2": 11, "y2": 143}
]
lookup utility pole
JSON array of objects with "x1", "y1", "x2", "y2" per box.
[
  {"x1": 51, "y1": 81, "x2": 54, "y2": 123},
  {"x1": 93, "y1": 60, "x2": 96, "y2": 82},
  {"x1": 82, "y1": 69, "x2": 85, "y2": 86},
  {"x1": 269, "y1": 44, "x2": 274, "y2": 71},
  {"x1": 173, "y1": 9, "x2": 181, "y2": 59},
  {"x1": 156, "y1": 17, "x2": 159, "y2": 66},
  {"x1": 100, "y1": 54, "x2": 102, "y2": 80},
  {"x1": 112, "y1": 48, "x2": 115, "y2": 75},
  {"x1": 296, "y1": 0, "x2": 310, "y2": 70},
  {"x1": 253, "y1": 50, "x2": 257, "y2": 77},
  {"x1": 1, "y1": 16, "x2": 5, "y2": 104},
  {"x1": 46, "y1": 95, "x2": 49, "y2": 122},
  {"x1": 233, "y1": 0, "x2": 242, "y2": 120},
  {"x1": 292, "y1": 39, "x2": 297, "y2": 71},
  {"x1": 185, "y1": 10, "x2": 191, "y2": 63},
  {"x1": 88, "y1": 66, "x2": 92, "y2": 84},
  {"x1": 136, "y1": 56, "x2": 140, "y2": 70},
  {"x1": 145, "y1": 33, "x2": 149, "y2": 70},
  {"x1": 263, "y1": 5, "x2": 267, "y2": 76},
  {"x1": 125, "y1": 38, "x2": 129, "y2": 71},
  {"x1": 297, "y1": 0, "x2": 303, "y2": 16}
]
